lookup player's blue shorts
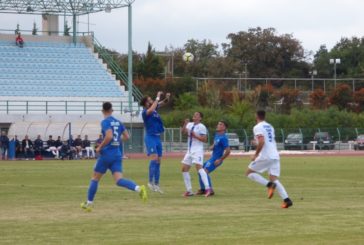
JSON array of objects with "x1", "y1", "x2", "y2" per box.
[
  {"x1": 94, "y1": 154, "x2": 123, "y2": 174},
  {"x1": 144, "y1": 134, "x2": 162, "y2": 157},
  {"x1": 203, "y1": 158, "x2": 223, "y2": 173}
]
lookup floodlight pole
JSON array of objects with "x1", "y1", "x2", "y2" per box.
[
  {"x1": 127, "y1": 3, "x2": 133, "y2": 112},
  {"x1": 72, "y1": 13, "x2": 77, "y2": 44}
]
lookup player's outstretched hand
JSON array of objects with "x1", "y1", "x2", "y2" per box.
[
  {"x1": 166, "y1": 93, "x2": 171, "y2": 99},
  {"x1": 157, "y1": 91, "x2": 163, "y2": 97}
]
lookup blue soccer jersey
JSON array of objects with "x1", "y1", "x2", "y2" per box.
[
  {"x1": 94, "y1": 116, "x2": 125, "y2": 174},
  {"x1": 100, "y1": 116, "x2": 125, "y2": 157},
  {"x1": 142, "y1": 106, "x2": 164, "y2": 135},
  {"x1": 204, "y1": 133, "x2": 229, "y2": 173},
  {"x1": 211, "y1": 133, "x2": 229, "y2": 160}
]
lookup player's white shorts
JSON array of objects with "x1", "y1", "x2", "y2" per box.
[
  {"x1": 248, "y1": 158, "x2": 280, "y2": 177},
  {"x1": 181, "y1": 151, "x2": 204, "y2": 166}
]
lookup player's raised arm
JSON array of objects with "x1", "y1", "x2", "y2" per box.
[
  {"x1": 158, "y1": 92, "x2": 171, "y2": 107},
  {"x1": 146, "y1": 91, "x2": 163, "y2": 115}
]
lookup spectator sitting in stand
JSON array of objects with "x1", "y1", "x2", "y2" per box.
[
  {"x1": 21, "y1": 135, "x2": 34, "y2": 160},
  {"x1": 46, "y1": 135, "x2": 59, "y2": 159},
  {"x1": 68, "y1": 135, "x2": 76, "y2": 158},
  {"x1": 0, "y1": 131, "x2": 9, "y2": 160},
  {"x1": 34, "y1": 135, "x2": 44, "y2": 159},
  {"x1": 55, "y1": 136, "x2": 63, "y2": 153},
  {"x1": 60, "y1": 141, "x2": 74, "y2": 160},
  {"x1": 14, "y1": 135, "x2": 21, "y2": 159},
  {"x1": 74, "y1": 135, "x2": 83, "y2": 159},
  {"x1": 95, "y1": 134, "x2": 103, "y2": 157},
  {"x1": 15, "y1": 33, "x2": 24, "y2": 48},
  {"x1": 95, "y1": 134, "x2": 103, "y2": 148},
  {"x1": 82, "y1": 135, "x2": 95, "y2": 159}
]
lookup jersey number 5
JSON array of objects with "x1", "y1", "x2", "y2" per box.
[{"x1": 113, "y1": 126, "x2": 119, "y2": 142}]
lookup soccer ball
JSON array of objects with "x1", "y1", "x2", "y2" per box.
[{"x1": 182, "y1": 52, "x2": 194, "y2": 63}]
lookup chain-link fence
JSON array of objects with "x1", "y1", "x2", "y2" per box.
[
  {"x1": 158, "y1": 127, "x2": 364, "y2": 153},
  {"x1": 3, "y1": 125, "x2": 364, "y2": 155}
]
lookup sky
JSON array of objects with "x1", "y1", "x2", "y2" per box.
[{"x1": 1, "y1": 0, "x2": 364, "y2": 57}]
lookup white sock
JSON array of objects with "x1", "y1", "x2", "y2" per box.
[
  {"x1": 87, "y1": 200, "x2": 93, "y2": 205},
  {"x1": 198, "y1": 168, "x2": 210, "y2": 189},
  {"x1": 182, "y1": 172, "x2": 192, "y2": 192},
  {"x1": 274, "y1": 180, "x2": 289, "y2": 200},
  {"x1": 247, "y1": 173, "x2": 269, "y2": 186},
  {"x1": 135, "y1": 185, "x2": 141, "y2": 192}
]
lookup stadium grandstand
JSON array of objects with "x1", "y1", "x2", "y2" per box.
[{"x1": 0, "y1": 0, "x2": 144, "y2": 155}]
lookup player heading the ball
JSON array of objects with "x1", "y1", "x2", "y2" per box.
[
  {"x1": 181, "y1": 112, "x2": 212, "y2": 197},
  {"x1": 140, "y1": 91, "x2": 171, "y2": 194}
]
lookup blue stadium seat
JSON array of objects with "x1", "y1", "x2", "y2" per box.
[{"x1": 0, "y1": 41, "x2": 126, "y2": 98}]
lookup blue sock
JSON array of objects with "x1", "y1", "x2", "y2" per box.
[
  {"x1": 87, "y1": 179, "x2": 99, "y2": 202},
  {"x1": 117, "y1": 178, "x2": 137, "y2": 191},
  {"x1": 207, "y1": 175, "x2": 212, "y2": 189},
  {"x1": 149, "y1": 160, "x2": 156, "y2": 183},
  {"x1": 198, "y1": 173, "x2": 205, "y2": 190},
  {"x1": 154, "y1": 162, "x2": 160, "y2": 185}
]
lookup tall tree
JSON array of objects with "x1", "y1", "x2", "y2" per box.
[
  {"x1": 139, "y1": 42, "x2": 165, "y2": 78},
  {"x1": 223, "y1": 27, "x2": 309, "y2": 78},
  {"x1": 314, "y1": 37, "x2": 364, "y2": 78}
]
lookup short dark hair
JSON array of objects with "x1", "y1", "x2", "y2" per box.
[
  {"x1": 140, "y1": 96, "x2": 149, "y2": 107},
  {"x1": 197, "y1": 111, "x2": 203, "y2": 118},
  {"x1": 219, "y1": 120, "x2": 228, "y2": 128},
  {"x1": 256, "y1": 110, "x2": 266, "y2": 120},
  {"x1": 103, "y1": 102, "x2": 113, "y2": 111}
]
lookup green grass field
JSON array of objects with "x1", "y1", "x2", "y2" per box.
[{"x1": 0, "y1": 156, "x2": 364, "y2": 245}]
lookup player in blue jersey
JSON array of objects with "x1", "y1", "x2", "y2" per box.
[
  {"x1": 81, "y1": 102, "x2": 147, "y2": 212},
  {"x1": 140, "y1": 91, "x2": 170, "y2": 194},
  {"x1": 196, "y1": 121, "x2": 231, "y2": 196}
]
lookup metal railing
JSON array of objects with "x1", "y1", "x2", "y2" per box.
[
  {"x1": 0, "y1": 100, "x2": 141, "y2": 115},
  {"x1": 0, "y1": 28, "x2": 92, "y2": 36},
  {"x1": 92, "y1": 36, "x2": 143, "y2": 102}
]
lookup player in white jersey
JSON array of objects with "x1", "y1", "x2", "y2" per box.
[
  {"x1": 181, "y1": 112, "x2": 213, "y2": 197},
  {"x1": 245, "y1": 110, "x2": 293, "y2": 208}
]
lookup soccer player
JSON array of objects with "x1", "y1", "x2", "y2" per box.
[
  {"x1": 181, "y1": 112, "x2": 212, "y2": 197},
  {"x1": 196, "y1": 121, "x2": 231, "y2": 196},
  {"x1": 245, "y1": 110, "x2": 293, "y2": 208},
  {"x1": 81, "y1": 102, "x2": 147, "y2": 212},
  {"x1": 140, "y1": 91, "x2": 170, "y2": 194}
]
